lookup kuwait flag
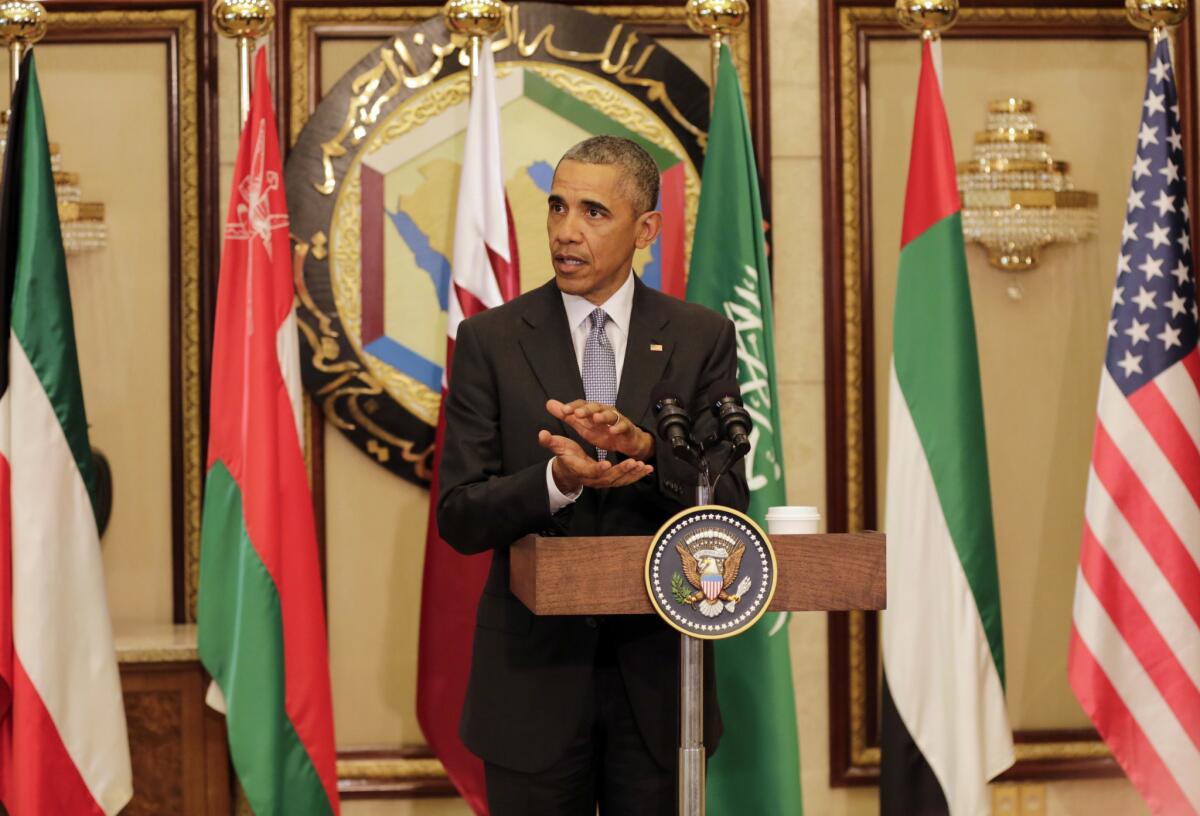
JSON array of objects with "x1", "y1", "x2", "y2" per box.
[
  {"x1": 879, "y1": 39, "x2": 1013, "y2": 815},
  {"x1": 417, "y1": 43, "x2": 519, "y2": 816},
  {"x1": 0, "y1": 53, "x2": 132, "y2": 815},
  {"x1": 686, "y1": 44, "x2": 803, "y2": 816},
  {"x1": 197, "y1": 49, "x2": 340, "y2": 816}
]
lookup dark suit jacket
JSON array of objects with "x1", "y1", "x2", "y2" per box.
[{"x1": 436, "y1": 275, "x2": 749, "y2": 774}]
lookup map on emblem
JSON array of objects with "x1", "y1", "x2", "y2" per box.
[{"x1": 645, "y1": 506, "x2": 777, "y2": 640}]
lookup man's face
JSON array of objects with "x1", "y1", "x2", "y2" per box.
[{"x1": 547, "y1": 159, "x2": 661, "y2": 305}]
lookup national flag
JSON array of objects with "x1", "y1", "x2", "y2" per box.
[
  {"x1": 197, "y1": 48, "x2": 340, "y2": 816},
  {"x1": 686, "y1": 43, "x2": 803, "y2": 816},
  {"x1": 1068, "y1": 37, "x2": 1200, "y2": 815},
  {"x1": 879, "y1": 38, "x2": 1014, "y2": 815},
  {"x1": 417, "y1": 44, "x2": 519, "y2": 816},
  {"x1": 0, "y1": 52, "x2": 132, "y2": 815}
]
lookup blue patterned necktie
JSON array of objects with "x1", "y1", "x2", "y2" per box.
[{"x1": 582, "y1": 308, "x2": 617, "y2": 460}]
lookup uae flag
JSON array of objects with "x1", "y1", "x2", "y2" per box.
[
  {"x1": 416, "y1": 44, "x2": 519, "y2": 816},
  {"x1": 0, "y1": 53, "x2": 132, "y2": 815},
  {"x1": 686, "y1": 44, "x2": 803, "y2": 816},
  {"x1": 879, "y1": 39, "x2": 1014, "y2": 815},
  {"x1": 197, "y1": 49, "x2": 340, "y2": 816}
]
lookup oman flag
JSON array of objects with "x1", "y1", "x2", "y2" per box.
[
  {"x1": 197, "y1": 49, "x2": 340, "y2": 816},
  {"x1": 417, "y1": 44, "x2": 519, "y2": 816},
  {"x1": 0, "y1": 53, "x2": 132, "y2": 815},
  {"x1": 879, "y1": 38, "x2": 1013, "y2": 816}
]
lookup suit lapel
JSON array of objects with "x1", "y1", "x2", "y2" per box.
[
  {"x1": 616, "y1": 277, "x2": 674, "y2": 426},
  {"x1": 518, "y1": 279, "x2": 588, "y2": 443}
]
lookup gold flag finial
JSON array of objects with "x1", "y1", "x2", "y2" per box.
[
  {"x1": 895, "y1": 0, "x2": 959, "y2": 37},
  {"x1": 1125, "y1": 0, "x2": 1189, "y2": 32},
  {"x1": 212, "y1": 0, "x2": 274, "y2": 128},
  {"x1": 443, "y1": 0, "x2": 506, "y2": 81},
  {"x1": 0, "y1": 0, "x2": 46, "y2": 94},
  {"x1": 685, "y1": 0, "x2": 748, "y2": 37}
]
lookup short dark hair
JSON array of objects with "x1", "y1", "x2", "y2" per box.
[{"x1": 556, "y1": 135, "x2": 660, "y2": 214}]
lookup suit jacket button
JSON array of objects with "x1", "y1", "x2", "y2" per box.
[{"x1": 585, "y1": 616, "x2": 598, "y2": 627}]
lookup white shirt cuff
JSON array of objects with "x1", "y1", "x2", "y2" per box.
[{"x1": 546, "y1": 459, "x2": 582, "y2": 512}]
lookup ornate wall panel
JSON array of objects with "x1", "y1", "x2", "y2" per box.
[
  {"x1": 32, "y1": 1, "x2": 216, "y2": 625},
  {"x1": 277, "y1": 0, "x2": 770, "y2": 798},
  {"x1": 820, "y1": 0, "x2": 1196, "y2": 786}
]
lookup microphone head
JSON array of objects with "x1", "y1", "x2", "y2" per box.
[
  {"x1": 707, "y1": 378, "x2": 743, "y2": 407},
  {"x1": 651, "y1": 382, "x2": 684, "y2": 411}
]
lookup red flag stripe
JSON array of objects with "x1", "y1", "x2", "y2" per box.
[
  {"x1": 1156, "y1": 352, "x2": 1200, "y2": 451},
  {"x1": 1090, "y1": 422, "x2": 1200, "y2": 627},
  {"x1": 1078, "y1": 523, "x2": 1200, "y2": 750},
  {"x1": 0, "y1": 658, "x2": 104, "y2": 815},
  {"x1": 900, "y1": 39, "x2": 960, "y2": 248},
  {"x1": 1183, "y1": 347, "x2": 1200, "y2": 392},
  {"x1": 0, "y1": 448, "x2": 10, "y2": 722},
  {"x1": 1129, "y1": 380, "x2": 1200, "y2": 507},
  {"x1": 1069, "y1": 627, "x2": 1197, "y2": 815}
]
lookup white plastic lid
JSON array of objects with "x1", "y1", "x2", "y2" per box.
[{"x1": 765, "y1": 505, "x2": 821, "y2": 519}]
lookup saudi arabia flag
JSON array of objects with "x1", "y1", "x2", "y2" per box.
[
  {"x1": 687, "y1": 43, "x2": 802, "y2": 816},
  {"x1": 879, "y1": 39, "x2": 1013, "y2": 816}
]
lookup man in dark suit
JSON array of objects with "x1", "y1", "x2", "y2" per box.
[{"x1": 437, "y1": 135, "x2": 748, "y2": 815}]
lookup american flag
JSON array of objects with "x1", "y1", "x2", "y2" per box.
[{"x1": 1068, "y1": 37, "x2": 1200, "y2": 815}]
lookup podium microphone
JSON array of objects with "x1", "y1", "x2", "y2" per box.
[
  {"x1": 708, "y1": 379, "x2": 752, "y2": 459},
  {"x1": 651, "y1": 384, "x2": 692, "y2": 453}
]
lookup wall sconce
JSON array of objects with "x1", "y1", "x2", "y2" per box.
[
  {"x1": 958, "y1": 98, "x2": 1097, "y2": 297},
  {"x1": 0, "y1": 111, "x2": 108, "y2": 254}
]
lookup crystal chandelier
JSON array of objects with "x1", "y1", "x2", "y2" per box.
[
  {"x1": 0, "y1": 110, "x2": 107, "y2": 254},
  {"x1": 958, "y1": 99, "x2": 1097, "y2": 287}
]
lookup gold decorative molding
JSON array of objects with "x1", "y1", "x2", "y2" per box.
[
  {"x1": 834, "y1": 3, "x2": 1127, "y2": 777},
  {"x1": 287, "y1": 3, "x2": 753, "y2": 146},
  {"x1": 336, "y1": 757, "x2": 447, "y2": 779},
  {"x1": 48, "y1": 9, "x2": 203, "y2": 622}
]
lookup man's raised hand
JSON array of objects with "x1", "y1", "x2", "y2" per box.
[
  {"x1": 545, "y1": 399, "x2": 656, "y2": 461},
  {"x1": 537, "y1": 429, "x2": 653, "y2": 493}
]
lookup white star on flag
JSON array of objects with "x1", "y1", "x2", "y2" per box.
[
  {"x1": 1172, "y1": 261, "x2": 1190, "y2": 285},
  {"x1": 1117, "y1": 253, "x2": 1132, "y2": 275},
  {"x1": 1133, "y1": 155, "x2": 1153, "y2": 179},
  {"x1": 1108, "y1": 318, "x2": 1118, "y2": 337},
  {"x1": 1145, "y1": 89, "x2": 1166, "y2": 114},
  {"x1": 1166, "y1": 291, "x2": 1188, "y2": 317},
  {"x1": 1161, "y1": 158, "x2": 1181, "y2": 184},
  {"x1": 1128, "y1": 188, "x2": 1145, "y2": 211},
  {"x1": 1123, "y1": 220, "x2": 1139, "y2": 243},
  {"x1": 1133, "y1": 286, "x2": 1158, "y2": 312},
  {"x1": 1116, "y1": 349, "x2": 1143, "y2": 377},
  {"x1": 1156, "y1": 323, "x2": 1182, "y2": 349},
  {"x1": 1124, "y1": 317, "x2": 1150, "y2": 345},
  {"x1": 1147, "y1": 222, "x2": 1171, "y2": 249},
  {"x1": 1180, "y1": 232, "x2": 1192, "y2": 254},
  {"x1": 1168, "y1": 130, "x2": 1183, "y2": 151},
  {"x1": 1138, "y1": 122, "x2": 1159, "y2": 147},
  {"x1": 1139, "y1": 254, "x2": 1164, "y2": 279},
  {"x1": 1113, "y1": 285, "x2": 1125, "y2": 306},
  {"x1": 1151, "y1": 58, "x2": 1170, "y2": 83},
  {"x1": 1152, "y1": 189, "x2": 1175, "y2": 216}
]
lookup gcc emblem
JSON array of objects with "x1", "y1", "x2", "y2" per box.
[{"x1": 645, "y1": 506, "x2": 777, "y2": 639}]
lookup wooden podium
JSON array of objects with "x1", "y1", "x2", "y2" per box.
[{"x1": 509, "y1": 530, "x2": 886, "y2": 815}]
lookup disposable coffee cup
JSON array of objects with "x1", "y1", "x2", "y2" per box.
[{"x1": 765, "y1": 506, "x2": 821, "y2": 535}]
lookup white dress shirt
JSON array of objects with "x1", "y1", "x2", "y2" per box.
[{"x1": 546, "y1": 271, "x2": 637, "y2": 511}]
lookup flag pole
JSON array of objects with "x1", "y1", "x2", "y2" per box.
[
  {"x1": 684, "y1": 0, "x2": 747, "y2": 110},
  {"x1": 0, "y1": 1, "x2": 46, "y2": 101},
  {"x1": 213, "y1": 0, "x2": 275, "y2": 130},
  {"x1": 443, "y1": 0, "x2": 506, "y2": 92}
]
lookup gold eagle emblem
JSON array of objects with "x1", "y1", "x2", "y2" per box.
[{"x1": 675, "y1": 529, "x2": 754, "y2": 618}]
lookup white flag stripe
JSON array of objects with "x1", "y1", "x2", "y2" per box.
[
  {"x1": 1154, "y1": 358, "x2": 1200, "y2": 453},
  {"x1": 1097, "y1": 371, "x2": 1200, "y2": 558},
  {"x1": 1074, "y1": 572, "x2": 1200, "y2": 809},
  {"x1": 1085, "y1": 467, "x2": 1200, "y2": 689},
  {"x1": 448, "y1": 45, "x2": 507, "y2": 342},
  {"x1": 9, "y1": 341, "x2": 132, "y2": 814},
  {"x1": 883, "y1": 366, "x2": 1013, "y2": 816},
  {"x1": 277, "y1": 308, "x2": 304, "y2": 452}
]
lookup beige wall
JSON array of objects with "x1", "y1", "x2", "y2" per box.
[{"x1": 4, "y1": 43, "x2": 174, "y2": 627}]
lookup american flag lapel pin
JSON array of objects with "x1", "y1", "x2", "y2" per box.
[{"x1": 650, "y1": 343, "x2": 663, "y2": 352}]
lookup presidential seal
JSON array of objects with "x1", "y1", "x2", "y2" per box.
[{"x1": 645, "y1": 506, "x2": 776, "y2": 639}]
